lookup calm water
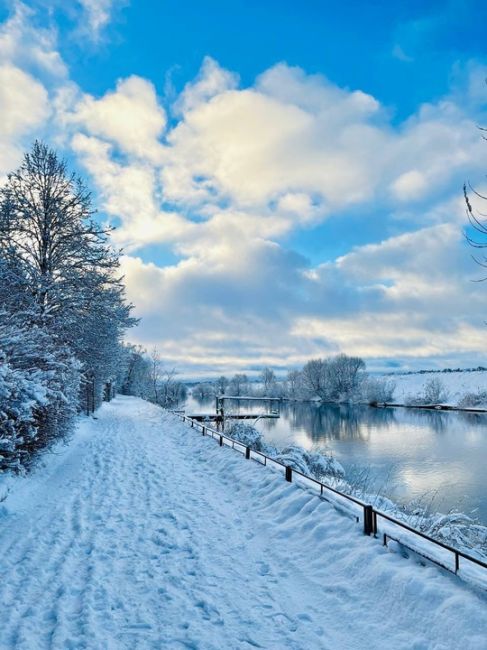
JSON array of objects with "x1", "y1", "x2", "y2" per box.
[{"x1": 183, "y1": 395, "x2": 487, "y2": 525}]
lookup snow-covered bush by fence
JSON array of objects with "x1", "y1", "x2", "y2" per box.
[
  {"x1": 226, "y1": 421, "x2": 344, "y2": 482},
  {"x1": 273, "y1": 445, "x2": 345, "y2": 481},
  {"x1": 226, "y1": 422, "x2": 266, "y2": 452},
  {"x1": 332, "y1": 471, "x2": 487, "y2": 562}
]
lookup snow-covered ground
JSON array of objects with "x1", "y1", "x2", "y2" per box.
[
  {"x1": 383, "y1": 369, "x2": 487, "y2": 406},
  {"x1": 0, "y1": 396, "x2": 486, "y2": 649}
]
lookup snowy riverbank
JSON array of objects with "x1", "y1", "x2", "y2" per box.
[
  {"x1": 384, "y1": 369, "x2": 487, "y2": 407},
  {"x1": 0, "y1": 396, "x2": 486, "y2": 649}
]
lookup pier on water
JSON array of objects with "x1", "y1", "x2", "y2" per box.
[{"x1": 186, "y1": 395, "x2": 281, "y2": 430}]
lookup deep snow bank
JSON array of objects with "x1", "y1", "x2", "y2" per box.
[{"x1": 0, "y1": 396, "x2": 486, "y2": 650}]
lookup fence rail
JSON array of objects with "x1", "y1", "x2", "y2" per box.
[{"x1": 173, "y1": 412, "x2": 487, "y2": 590}]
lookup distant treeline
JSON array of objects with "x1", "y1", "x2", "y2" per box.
[
  {"x1": 192, "y1": 354, "x2": 396, "y2": 404},
  {"x1": 385, "y1": 367, "x2": 487, "y2": 376}
]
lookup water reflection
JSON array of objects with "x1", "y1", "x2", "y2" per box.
[
  {"x1": 185, "y1": 394, "x2": 487, "y2": 524},
  {"x1": 274, "y1": 402, "x2": 396, "y2": 442}
]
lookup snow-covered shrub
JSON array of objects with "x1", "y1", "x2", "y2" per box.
[
  {"x1": 405, "y1": 377, "x2": 449, "y2": 405},
  {"x1": 305, "y1": 449, "x2": 345, "y2": 481},
  {"x1": 363, "y1": 377, "x2": 396, "y2": 404},
  {"x1": 225, "y1": 423, "x2": 344, "y2": 483},
  {"x1": 423, "y1": 378, "x2": 448, "y2": 404},
  {"x1": 226, "y1": 421, "x2": 265, "y2": 451},
  {"x1": 273, "y1": 445, "x2": 344, "y2": 481},
  {"x1": 422, "y1": 512, "x2": 487, "y2": 560},
  {"x1": 0, "y1": 319, "x2": 80, "y2": 471},
  {"x1": 0, "y1": 357, "x2": 41, "y2": 471},
  {"x1": 458, "y1": 390, "x2": 487, "y2": 408},
  {"x1": 338, "y1": 472, "x2": 487, "y2": 561}
]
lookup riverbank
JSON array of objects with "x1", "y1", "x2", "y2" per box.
[
  {"x1": 1, "y1": 396, "x2": 486, "y2": 648},
  {"x1": 371, "y1": 401, "x2": 487, "y2": 413}
]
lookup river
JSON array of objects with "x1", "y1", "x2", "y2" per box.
[{"x1": 182, "y1": 395, "x2": 487, "y2": 525}]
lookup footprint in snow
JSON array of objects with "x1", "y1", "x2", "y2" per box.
[
  {"x1": 257, "y1": 561, "x2": 270, "y2": 576},
  {"x1": 268, "y1": 612, "x2": 298, "y2": 632}
]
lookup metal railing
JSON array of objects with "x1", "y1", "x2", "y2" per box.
[{"x1": 174, "y1": 412, "x2": 487, "y2": 590}]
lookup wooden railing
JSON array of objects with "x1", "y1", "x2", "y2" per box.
[{"x1": 173, "y1": 412, "x2": 487, "y2": 590}]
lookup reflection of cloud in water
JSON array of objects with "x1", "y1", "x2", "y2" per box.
[{"x1": 397, "y1": 463, "x2": 472, "y2": 508}]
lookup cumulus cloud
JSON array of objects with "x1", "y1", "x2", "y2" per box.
[
  {"x1": 71, "y1": 134, "x2": 190, "y2": 249},
  {"x1": 70, "y1": 76, "x2": 166, "y2": 161},
  {"x1": 0, "y1": 3, "x2": 67, "y2": 78},
  {"x1": 0, "y1": 64, "x2": 49, "y2": 136},
  {"x1": 173, "y1": 55, "x2": 239, "y2": 115},
  {"x1": 0, "y1": 5, "x2": 56, "y2": 176},
  {"x1": 60, "y1": 57, "x2": 487, "y2": 373}
]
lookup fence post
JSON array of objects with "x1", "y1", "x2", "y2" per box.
[
  {"x1": 202, "y1": 427, "x2": 206, "y2": 436},
  {"x1": 219, "y1": 435, "x2": 223, "y2": 446},
  {"x1": 245, "y1": 446, "x2": 250, "y2": 459},
  {"x1": 363, "y1": 505, "x2": 374, "y2": 535},
  {"x1": 285, "y1": 466, "x2": 293, "y2": 482}
]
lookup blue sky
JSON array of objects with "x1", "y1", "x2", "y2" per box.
[
  {"x1": 2, "y1": 0, "x2": 487, "y2": 376},
  {"x1": 55, "y1": 0, "x2": 487, "y2": 119}
]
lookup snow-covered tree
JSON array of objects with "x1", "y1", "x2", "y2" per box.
[
  {"x1": 260, "y1": 367, "x2": 276, "y2": 396},
  {"x1": 118, "y1": 344, "x2": 152, "y2": 397},
  {"x1": 301, "y1": 359, "x2": 329, "y2": 400},
  {"x1": 214, "y1": 376, "x2": 228, "y2": 395},
  {"x1": 192, "y1": 382, "x2": 216, "y2": 400},
  {"x1": 301, "y1": 354, "x2": 366, "y2": 401},
  {"x1": 0, "y1": 142, "x2": 135, "y2": 469},
  {"x1": 328, "y1": 354, "x2": 366, "y2": 401},
  {"x1": 228, "y1": 373, "x2": 249, "y2": 396},
  {"x1": 286, "y1": 369, "x2": 304, "y2": 399}
]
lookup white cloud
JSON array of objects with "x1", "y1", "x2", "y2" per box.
[
  {"x1": 71, "y1": 76, "x2": 166, "y2": 162},
  {"x1": 0, "y1": 3, "x2": 66, "y2": 176},
  {"x1": 72, "y1": 134, "x2": 190, "y2": 249},
  {"x1": 58, "y1": 58, "x2": 487, "y2": 373},
  {"x1": 66, "y1": 58, "x2": 487, "y2": 256},
  {"x1": 391, "y1": 170, "x2": 428, "y2": 201},
  {"x1": 162, "y1": 62, "x2": 387, "y2": 210},
  {"x1": 0, "y1": 3, "x2": 67, "y2": 78},
  {"x1": 173, "y1": 56, "x2": 239, "y2": 115},
  {"x1": 77, "y1": 0, "x2": 124, "y2": 40},
  {"x1": 0, "y1": 64, "x2": 49, "y2": 138}
]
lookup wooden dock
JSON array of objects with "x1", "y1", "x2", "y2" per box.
[{"x1": 187, "y1": 413, "x2": 279, "y2": 422}]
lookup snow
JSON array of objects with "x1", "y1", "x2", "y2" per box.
[
  {"x1": 386, "y1": 370, "x2": 487, "y2": 406},
  {"x1": 0, "y1": 396, "x2": 486, "y2": 649}
]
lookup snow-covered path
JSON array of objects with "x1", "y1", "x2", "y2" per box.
[{"x1": 0, "y1": 397, "x2": 486, "y2": 649}]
